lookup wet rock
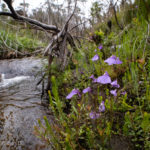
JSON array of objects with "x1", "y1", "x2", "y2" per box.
[{"x1": 0, "y1": 58, "x2": 51, "y2": 150}]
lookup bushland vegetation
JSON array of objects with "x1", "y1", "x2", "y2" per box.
[{"x1": 0, "y1": 0, "x2": 150, "y2": 149}]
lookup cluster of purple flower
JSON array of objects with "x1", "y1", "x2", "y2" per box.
[
  {"x1": 91, "y1": 45, "x2": 103, "y2": 61},
  {"x1": 66, "y1": 45, "x2": 126, "y2": 119}
]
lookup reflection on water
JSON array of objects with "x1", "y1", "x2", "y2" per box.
[{"x1": 0, "y1": 57, "x2": 51, "y2": 150}]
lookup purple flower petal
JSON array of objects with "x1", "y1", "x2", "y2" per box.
[
  {"x1": 98, "y1": 45, "x2": 103, "y2": 50},
  {"x1": 82, "y1": 87, "x2": 91, "y2": 94},
  {"x1": 105, "y1": 71, "x2": 109, "y2": 76},
  {"x1": 121, "y1": 91, "x2": 127, "y2": 95},
  {"x1": 96, "y1": 71, "x2": 111, "y2": 84},
  {"x1": 116, "y1": 57, "x2": 123, "y2": 64},
  {"x1": 89, "y1": 111, "x2": 100, "y2": 119},
  {"x1": 104, "y1": 55, "x2": 116, "y2": 65},
  {"x1": 104, "y1": 55, "x2": 122, "y2": 65},
  {"x1": 99, "y1": 101, "x2": 105, "y2": 112},
  {"x1": 89, "y1": 74, "x2": 94, "y2": 79},
  {"x1": 89, "y1": 75, "x2": 97, "y2": 82},
  {"x1": 66, "y1": 89, "x2": 80, "y2": 99},
  {"x1": 110, "y1": 89, "x2": 117, "y2": 96},
  {"x1": 111, "y1": 80, "x2": 120, "y2": 88},
  {"x1": 92, "y1": 54, "x2": 99, "y2": 61},
  {"x1": 93, "y1": 78, "x2": 97, "y2": 83},
  {"x1": 94, "y1": 49, "x2": 97, "y2": 52}
]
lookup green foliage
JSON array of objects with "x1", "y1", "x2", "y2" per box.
[
  {"x1": 123, "y1": 111, "x2": 150, "y2": 150},
  {"x1": 0, "y1": 20, "x2": 46, "y2": 59},
  {"x1": 135, "y1": 0, "x2": 150, "y2": 22},
  {"x1": 123, "y1": 5, "x2": 137, "y2": 24},
  {"x1": 0, "y1": 30, "x2": 45, "y2": 52},
  {"x1": 34, "y1": 5, "x2": 150, "y2": 150},
  {"x1": 94, "y1": 29, "x2": 104, "y2": 39}
]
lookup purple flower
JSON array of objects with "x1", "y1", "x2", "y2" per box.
[
  {"x1": 98, "y1": 45, "x2": 103, "y2": 50},
  {"x1": 99, "y1": 101, "x2": 105, "y2": 112},
  {"x1": 96, "y1": 71, "x2": 111, "y2": 84},
  {"x1": 89, "y1": 74, "x2": 94, "y2": 79},
  {"x1": 116, "y1": 57, "x2": 122, "y2": 64},
  {"x1": 92, "y1": 54, "x2": 99, "y2": 61},
  {"x1": 89, "y1": 111, "x2": 100, "y2": 119},
  {"x1": 104, "y1": 55, "x2": 122, "y2": 65},
  {"x1": 110, "y1": 89, "x2": 117, "y2": 96},
  {"x1": 66, "y1": 89, "x2": 80, "y2": 99},
  {"x1": 82, "y1": 87, "x2": 91, "y2": 94},
  {"x1": 111, "y1": 80, "x2": 120, "y2": 88},
  {"x1": 121, "y1": 91, "x2": 127, "y2": 95},
  {"x1": 89, "y1": 74, "x2": 97, "y2": 82},
  {"x1": 94, "y1": 49, "x2": 97, "y2": 52}
]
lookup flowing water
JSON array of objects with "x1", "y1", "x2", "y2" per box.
[{"x1": 0, "y1": 57, "x2": 51, "y2": 150}]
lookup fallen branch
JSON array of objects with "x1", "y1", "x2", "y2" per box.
[{"x1": 0, "y1": 0, "x2": 59, "y2": 33}]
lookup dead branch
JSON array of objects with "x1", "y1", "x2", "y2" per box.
[
  {"x1": 0, "y1": 0, "x2": 59, "y2": 33},
  {"x1": 112, "y1": 5, "x2": 123, "y2": 30},
  {"x1": 109, "y1": 0, "x2": 123, "y2": 30}
]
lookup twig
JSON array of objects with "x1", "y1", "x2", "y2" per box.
[
  {"x1": 114, "y1": 24, "x2": 131, "y2": 39},
  {"x1": 0, "y1": 35, "x2": 24, "y2": 55},
  {"x1": 73, "y1": 35, "x2": 89, "y2": 41},
  {"x1": 69, "y1": 20, "x2": 88, "y2": 32}
]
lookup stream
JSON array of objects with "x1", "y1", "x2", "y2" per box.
[{"x1": 0, "y1": 57, "x2": 51, "y2": 150}]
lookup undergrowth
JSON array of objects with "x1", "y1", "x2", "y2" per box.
[
  {"x1": 34, "y1": 17, "x2": 150, "y2": 150},
  {"x1": 0, "y1": 22, "x2": 46, "y2": 58}
]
